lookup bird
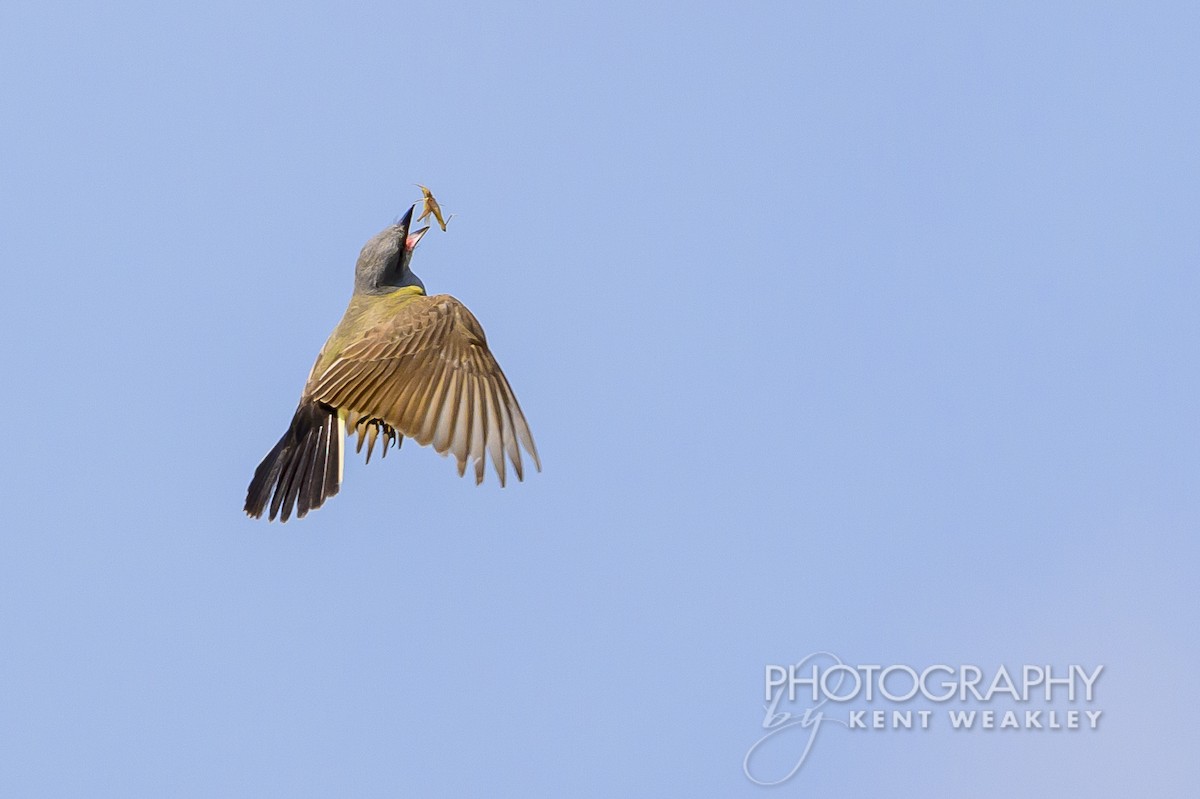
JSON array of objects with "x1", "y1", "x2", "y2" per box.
[
  {"x1": 415, "y1": 183, "x2": 452, "y2": 231},
  {"x1": 244, "y1": 203, "x2": 540, "y2": 522}
]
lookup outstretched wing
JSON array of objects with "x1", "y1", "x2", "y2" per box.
[{"x1": 307, "y1": 294, "x2": 540, "y2": 485}]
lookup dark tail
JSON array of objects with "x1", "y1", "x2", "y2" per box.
[{"x1": 245, "y1": 401, "x2": 342, "y2": 522}]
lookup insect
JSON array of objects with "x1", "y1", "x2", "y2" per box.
[{"x1": 415, "y1": 184, "x2": 453, "y2": 231}]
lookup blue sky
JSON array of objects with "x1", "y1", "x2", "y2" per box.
[{"x1": 1, "y1": 1, "x2": 1197, "y2": 795}]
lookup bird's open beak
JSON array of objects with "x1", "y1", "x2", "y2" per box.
[
  {"x1": 405, "y1": 226, "x2": 430, "y2": 251},
  {"x1": 397, "y1": 204, "x2": 415, "y2": 232}
]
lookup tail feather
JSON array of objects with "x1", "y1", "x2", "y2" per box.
[{"x1": 245, "y1": 401, "x2": 342, "y2": 522}]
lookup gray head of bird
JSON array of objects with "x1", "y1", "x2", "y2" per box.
[{"x1": 354, "y1": 204, "x2": 431, "y2": 295}]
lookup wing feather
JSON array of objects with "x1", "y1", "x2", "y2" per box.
[
  {"x1": 468, "y1": 374, "x2": 487, "y2": 484},
  {"x1": 480, "y1": 375, "x2": 506, "y2": 486},
  {"x1": 417, "y1": 359, "x2": 451, "y2": 444},
  {"x1": 434, "y1": 366, "x2": 461, "y2": 454}
]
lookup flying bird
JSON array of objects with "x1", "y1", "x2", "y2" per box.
[
  {"x1": 415, "y1": 183, "x2": 452, "y2": 231},
  {"x1": 245, "y1": 204, "x2": 539, "y2": 522}
]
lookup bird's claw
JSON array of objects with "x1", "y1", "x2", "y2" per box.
[{"x1": 354, "y1": 417, "x2": 400, "y2": 463}]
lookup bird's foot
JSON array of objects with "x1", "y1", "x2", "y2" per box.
[{"x1": 354, "y1": 417, "x2": 401, "y2": 463}]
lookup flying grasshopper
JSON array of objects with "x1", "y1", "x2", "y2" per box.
[{"x1": 415, "y1": 184, "x2": 453, "y2": 232}]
